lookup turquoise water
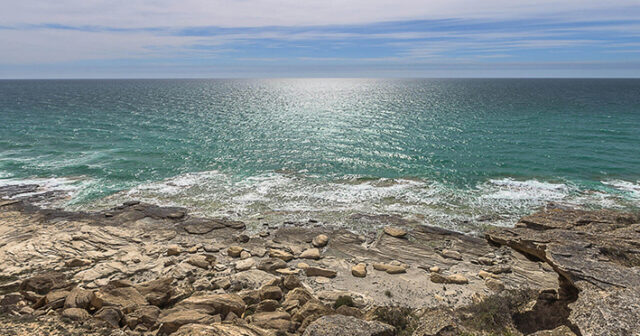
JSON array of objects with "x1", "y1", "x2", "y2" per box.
[{"x1": 1, "y1": 79, "x2": 639, "y2": 231}]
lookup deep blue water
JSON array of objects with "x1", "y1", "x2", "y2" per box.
[{"x1": 1, "y1": 79, "x2": 639, "y2": 231}]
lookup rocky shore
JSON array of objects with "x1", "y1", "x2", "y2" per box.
[{"x1": 1, "y1": 184, "x2": 639, "y2": 335}]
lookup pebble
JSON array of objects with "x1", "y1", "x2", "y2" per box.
[
  {"x1": 166, "y1": 245, "x2": 181, "y2": 256},
  {"x1": 312, "y1": 234, "x2": 329, "y2": 248},
  {"x1": 228, "y1": 246, "x2": 244, "y2": 258},
  {"x1": 351, "y1": 263, "x2": 367, "y2": 278},
  {"x1": 383, "y1": 226, "x2": 407, "y2": 238},
  {"x1": 441, "y1": 249, "x2": 463, "y2": 260},
  {"x1": 300, "y1": 248, "x2": 321, "y2": 260}
]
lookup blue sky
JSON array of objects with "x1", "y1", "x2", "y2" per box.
[{"x1": 1, "y1": 1, "x2": 640, "y2": 78}]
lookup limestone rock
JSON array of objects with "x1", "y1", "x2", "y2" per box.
[
  {"x1": 305, "y1": 267, "x2": 337, "y2": 278},
  {"x1": 430, "y1": 273, "x2": 469, "y2": 284},
  {"x1": 312, "y1": 234, "x2": 329, "y2": 248},
  {"x1": 269, "y1": 249, "x2": 294, "y2": 262},
  {"x1": 300, "y1": 248, "x2": 321, "y2": 260},
  {"x1": 62, "y1": 307, "x2": 90, "y2": 320},
  {"x1": 351, "y1": 263, "x2": 367, "y2": 278},
  {"x1": 303, "y1": 315, "x2": 394, "y2": 336},
  {"x1": 383, "y1": 226, "x2": 407, "y2": 238}
]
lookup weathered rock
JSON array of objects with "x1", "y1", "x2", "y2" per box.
[
  {"x1": 174, "y1": 293, "x2": 245, "y2": 317},
  {"x1": 441, "y1": 249, "x2": 463, "y2": 261},
  {"x1": 335, "y1": 305, "x2": 363, "y2": 318},
  {"x1": 186, "y1": 255, "x2": 212, "y2": 269},
  {"x1": 124, "y1": 305, "x2": 161, "y2": 329},
  {"x1": 158, "y1": 310, "x2": 219, "y2": 335},
  {"x1": 372, "y1": 263, "x2": 406, "y2": 274},
  {"x1": 312, "y1": 234, "x2": 329, "y2": 248},
  {"x1": 240, "y1": 251, "x2": 252, "y2": 259},
  {"x1": 20, "y1": 272, "x2": 68, "y2": 294},
  {"x1": 94, "y1": 306, "x2": 124, "y2": 328},
  {"x1": 269, "y1": 249, "x2": 294, "y2": 262},
  {"x1": 64, "y1": 287, "x2": 98, "y2": 310},
  {"x1": 95, "y1": 286, "x2": 148, "y2": 313},
  {"x1": 284, "y1": 288, "x2": 315, "y2": 308},
  {"x1": 303, "y1": 315, "x2": 394, "y2": 336},
  {"x1": 259, "y1": 286, "x2": 283, "y2": 301},
  {"x1": 530, "y1": 325, "x2": 577, "y2": 336},
  {"x1": 351, "y1": 263, "x2": 367, "y2": 277},
  {"x1": 254, "y1": 299, "x2": 280, "y2": 313},
  {"x1": 172, "y1": 323, "x2": 272, "y2": 336},
  {"x1": 135, "y1": 277, "x2": 174, "y2": 307},
  {"x1": 486, "y1": 209, "x2": 640, "y2": 336},
  {"x1": 235, "y1": 258, "x2": 256, "y2": 271},
  {"x1": 180, "y1": 217, "x2": 226, "y2": 234},
  {"x1": 257, "y1": 258, "x2": 288, "y2": 273},
  {"x1": 228, "y1": 246, "x2": 244, "y2": 258},
  {"x1": 485, "y1": 278, "x2": 505, "y2": 292},
  {"x1": 248, "y1": 311, "x2": 292, "y2": 330},
  {"x1": 430, "y1": 273, "x2": 469, "y2": 284},
  {"x1": 300, "y1": 248, "x2": 321, "y2": 260},
  {"x1": 65, "y1": 258, "x2": 92, "y2": 268},
  {"x1": 62, "y1": 307, "x2": 90, "y2": 320},
  {"x1": 167, "y1": 244, "x2": 182, "y2": 256},
  {"x1": 283, "y1": 275, "x2": 302, "y2": 290},
  {"x1": 305, "y1": 267, "x2": 337, "y2": 278},
  {"x1": 383, "y1": 226, "x2": 407, "y2": 238}
]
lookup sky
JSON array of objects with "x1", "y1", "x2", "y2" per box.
[{"x1": 1, "y1": 1, "x2": 640, "y2": 78}]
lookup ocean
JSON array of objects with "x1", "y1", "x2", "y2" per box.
[{"x1": 1, "y1": 78, "x2": 639, "y2": 232}]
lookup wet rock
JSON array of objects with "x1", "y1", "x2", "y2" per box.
[
  {"x1": 305, "y1": 267, "x2": 337, "y2": 278},
  {"x1": 351, "y1": 263, "x2": 367, "y2": 278},
  {"x1": 180, "y1": 217, "x2": 225, "y2": 234},
  {"x1": 312, "y1": 234, "x2": 329, "y2": 248},
  {"x1": 269, "y1": 249, "x2": 294, "y2": 262},
  {"x1": 303, "y1": 315, "x2": 394, "y2": 336},
  {"x1": 383, "y1": 226, "x2": 407, "y2": 238}
]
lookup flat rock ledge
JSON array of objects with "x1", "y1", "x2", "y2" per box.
[{"x1": 0, "y1": 188, "x2": 638, "y2": 336}]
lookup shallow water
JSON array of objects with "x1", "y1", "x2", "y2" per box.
[{"x1": 1, "y1": 79, "x2": 639, "y2": 231}]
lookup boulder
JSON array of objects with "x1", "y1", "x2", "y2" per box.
[
  {"x1": 312, "y1": 234, "x2": 329, "y2": 248},
  {"x1": 94, "y1": 307, "x2": 124, "y2": 328},
  {"x1": 124, "y1": 305, "x2": 161, "y2": 329},
  {"x1": 293, "y1": 301, "x2": 333, "y2": 323},
  {"x1": 303, "y1": 315, "x2": 394, "y2": 336},
  {"x1": 95, "y1": 286, "x2": 148, "y2": 313},
  {"x1": 259, "y1": 286, "x2": 283, "y2": 301}
]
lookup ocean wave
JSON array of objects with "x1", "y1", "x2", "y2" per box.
[{"x1": 0, "y1": 176, "x2": 90, "y2": 204}]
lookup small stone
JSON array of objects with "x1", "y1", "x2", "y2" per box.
[
  {"x1": 62, "y1": 308, "x2": 91, "y2": 320},
  {"x1": 477, "y1": 270, "x2": 495, "y2": 279},
  {"x1": 429, "y1": 266, "x2": 441, "y2": 273},
  {"x1": 282, "y1": 275, "x2": 302, "y2": 290},
  {"x1": 300, "y1": 248, "x2": 321, "y2": 260},
  {"x1": 372, "y1": 263, "x2": 406, "y2": 274},
  {"x1": 235, "y1": 258, "x2": 256, "y2": 271},
  {"x1": 275, "y1": 268, "x2": 301, "y2": 275},
  {"x1": 297, "y1": 262, "x2": 310, "y2": 269},
  {"x1": 430, "y1": 273, "x2": 468, "y2": 284},
  {"x1": 240, "y1": 251, "x2": 251, "y2": 259},
  {"x1": 383, "y1": 226, "x2": 407, "y2": 238},
  {"x1": 258, "y1": 258, "x2": 288, "y2": 273},
  {"x1": 312, "y1": 234, "x2": 329, "y2": 248},
  {"x1": 236, "y1": 234, "x2": 250, "y2": 243},
  {"x1": 478, "y1": 257, "x2": 495, "y2": 265},
  {"x1": 65, "y1": 258, "x2": 92, "y2": 268},
  {"x1": 269, "y1": 249, "x2": 294, "y2": 262},
  {"x1": 228, "y1": 246, "x2": 244, "y2": 258},
  {"x1": 441, "y1": 249, "x2": 463, "y2": 260},
  {"x1": 167, "y1": 245, "x2": 181, "y2": 256},
  {"x1": 351, "y1": 263, "x2": 367, "y2": 278},
  {"x1": 305, "y1": 267, "x2": 337, "y2": 278},
  {"x1": 259, "y1": 286, "x2": 283, "y2": 301},
  {"x1": 186, "y1": 255, "x2": 210, "y2": 269}
]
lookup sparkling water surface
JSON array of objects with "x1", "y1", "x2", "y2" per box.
[{"x1": 1, "y1": 79, "x2": 639, "y2": 231}]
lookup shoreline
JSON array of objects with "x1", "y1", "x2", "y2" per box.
[{"x1": 1, "y1": 185, "x2": 639, "y2": 335}]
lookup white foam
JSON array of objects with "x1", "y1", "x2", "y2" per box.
[
  {"x1": 0, "y1": 176, "x2": 89, "y2": 201},
  {"x1": 602, "y1": 180, "x2": 640, "y2": 199}
]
